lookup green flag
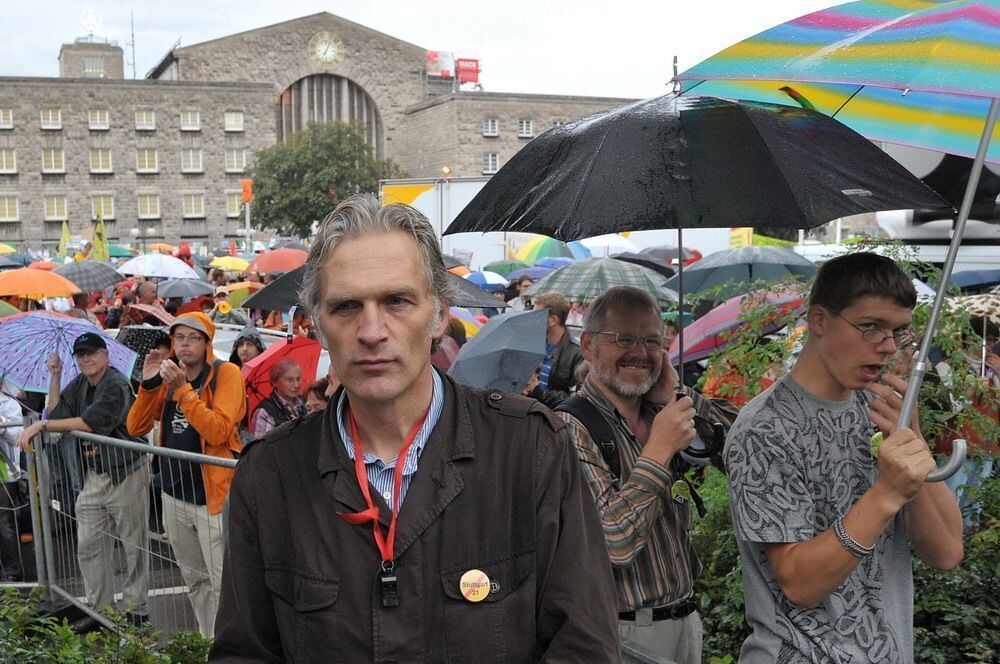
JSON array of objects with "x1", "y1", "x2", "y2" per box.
[{"x1": 57, "y1": 219, "x2": 71, "y2": 260}]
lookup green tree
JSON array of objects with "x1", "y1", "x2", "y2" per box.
[{"x1": 248, "y1": 122, "x2": 406, "y2": 237}]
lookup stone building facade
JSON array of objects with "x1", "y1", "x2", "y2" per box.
[{"x1": 0, "y1": 12, "x2": 630, "y2": 250}]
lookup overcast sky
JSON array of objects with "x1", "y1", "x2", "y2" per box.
[{"x1": 2, "y1": 0, "x2": 836, "y2": 98}]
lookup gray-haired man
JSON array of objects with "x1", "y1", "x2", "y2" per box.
[{"x1": 212, "y1": 193, "x2": 618, "y2": 662}]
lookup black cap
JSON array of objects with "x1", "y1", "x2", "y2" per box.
[{"x1": 72, "y1": 332, "x2": 107, "y2": 355}]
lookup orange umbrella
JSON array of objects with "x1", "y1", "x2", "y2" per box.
[
  {"x1": 28, "y1": 261, "x2": 61, "y2": 271},
  {"x1": 148, "y1": 242, "x2": 175, "y2": 255},
  {"x1": 247, "y1": 248, "x2": 307, "y2": 275},
  {"x1": 447, "y1": 265, "x2": 472, "y2": 277},
  {"x1": 0, "y1": 268, "x2": 79, "y2": 299}
]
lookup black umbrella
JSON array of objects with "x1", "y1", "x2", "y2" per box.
[
  {"x1": 273, "y1": 241, "x2": 309, "y2": 251},
  {"x1": 663, "y1": 247, "x2": 817, "y2": 299},
  {"x1": 443, "y1": 254, "x2": 466, "y2": 269},
  {"x1": 610, "y1": 252, "x2": 676, "y2": 279},
  {"x1": 0, "y1": 255, "x2": 20, "y2": 270},
  {"x1": 640, "y1": 246, "x2": 696, "y2": 263},
  {"x1": 157, "y1": 278, "x2": 214, "y2": 299},
  {"x1": 243, "y1": 265, "x2": 511, "y2": 312},
  {"x1": 5, "y1": 253, "x2": 36, "y2": 267},
  {"x1": 53, "y1": 260, "x2": 125, "y2": 292},
  {"x1": 444, "y1": 94, "x2": 949, "y2": 382},
  {"x1": 116, "y1": 325, "x2": 171, "y2": 383}
]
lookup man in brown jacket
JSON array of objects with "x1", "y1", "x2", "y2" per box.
[{"x1": 210, "y1": 194, "x2": 619, "y2": 662}]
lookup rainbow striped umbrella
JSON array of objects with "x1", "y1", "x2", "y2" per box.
[
  {"x1": 676, "y1": 0, "x2": 997, "y2": 479},
  {"x1": 514, "y1": 235, "x2": 575, "y2": 263},
  {"x1": 677, "y1": 0, "x2": 1000, "y2": 162}
]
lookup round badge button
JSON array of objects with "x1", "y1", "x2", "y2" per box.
[{"x1": 459, "y1": 569, "x2": 491, "y2": 603}]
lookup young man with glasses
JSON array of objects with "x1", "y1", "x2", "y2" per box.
[
  {"x1": 557, "y1": 285, "x2": 706, "y2": 663},
  {"x1": 127, "y1": 311, "x2": 245, "y2": 638},
  {"x1": 725, "y1": 252, "x2": 963, "y2": 663}
]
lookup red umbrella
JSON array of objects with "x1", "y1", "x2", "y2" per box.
[
  {"x1": 127, "y1": 303, "x2": 175, "y2": 325},
  {"x1": 247, "y1": 248, "x2": 307, "y2": 275},
  {"x1": 668, "y1": 284, "x2": 805, "y2": 365},
  {"x1": 175, "y1": 296, "x2": 213, "y2": 316},
  {"x1": 241, "y1": 335, "x2": 322, "y2": 416},
  {"x1": 28, "y1": 260, "x2": 61, "y2": 271}
]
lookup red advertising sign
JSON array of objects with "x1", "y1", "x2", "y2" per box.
[
  {"x1": 425, "y1": 51, "x2": 455, "y2": 78},
  {"x1": 456, "y1": 58, "x2": 480, "y2": 84}
]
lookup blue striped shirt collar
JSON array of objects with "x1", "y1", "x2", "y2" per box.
[{"x1": 336, "y1": 369, "x2": 444, "y2": 475}]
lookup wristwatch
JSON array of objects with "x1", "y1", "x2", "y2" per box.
[{"x1": 41, "y1": 421, "x2": 48, "y2": 432}]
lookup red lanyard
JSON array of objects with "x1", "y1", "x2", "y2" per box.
[{"x1": 338, "y1": 407, "x2": 428, "y2": 566}]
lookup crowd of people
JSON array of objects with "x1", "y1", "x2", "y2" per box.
[{"x1": 0, "y1": 194, "x2": 993, "y2": 662}]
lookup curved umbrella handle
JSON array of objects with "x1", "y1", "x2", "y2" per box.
[
  {"x1": 925, "y1": 439, "x2": 967, "y2": 483},
  {"x1": 682, "y1": 421, "x2": 725, "y2": 460}
]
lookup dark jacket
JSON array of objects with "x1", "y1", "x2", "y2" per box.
[
  {"x1": 49, "y1": 367, "x2": 147, "y2": 484},
  {"x1": 210, "y1": 375, "x2": 619, "y2": 663},
  {"x1": 529, "y1": 331, "x2": 584, "y2": 408}
]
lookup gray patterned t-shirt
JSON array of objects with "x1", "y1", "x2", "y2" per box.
[{"x1": 725, "y1": 375, "x2": 913, "y2": 663}]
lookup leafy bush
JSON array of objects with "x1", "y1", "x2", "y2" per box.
[{"x1": 0, "y1": 588, "x2": 211, "y2": 663}]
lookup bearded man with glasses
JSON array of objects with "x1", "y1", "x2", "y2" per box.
[{"x1": 725, "y1": 251, "x2": 963, "y2": 663}]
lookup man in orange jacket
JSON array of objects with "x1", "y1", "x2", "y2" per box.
[{"x1": 127, "y1": 311, "x2": 245, "y2": 638}]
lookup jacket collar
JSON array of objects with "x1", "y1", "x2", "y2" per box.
[{"x1": 317, "y1": 373, "x2": 474, "y2": 558}]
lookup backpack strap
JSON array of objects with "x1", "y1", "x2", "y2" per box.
[{"x1": 556, "y1": 395, "x2": 620, "y2": 479}]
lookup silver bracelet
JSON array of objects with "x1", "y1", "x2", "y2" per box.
[{"x1": 833, "y1": 516, "x2": 875, "y2": 559}]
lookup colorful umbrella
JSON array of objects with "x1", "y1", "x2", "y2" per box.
[
  {"x1": 0, "y1": 244, "x2": 14, "y2": 255},
  {"x1": 668, "y1": 285, "x2": 806, "y2": 365},
  {"x1": 247, "y1": 248, "x2": 308, "y2": 275},
  {"x1": 0, "y1": 268, "x2": 79, "y2": 299},
  {"x1": 225, "y1": 281, "x2": 265, "y2": 308},
  {"x1": 108, "y1": 244, "x2": 135, "y2": 258},
  {"x1": 52, "y1": 260, "x2": 124, "y2": 292},
  {"x1": 534, "y1": 257, "x2": 576, "y2": 270},
  {"x1": 126, "y1": 303, "x2": 175, "y2": 325},
  {"x1": 210, "y1": 256, "x2": 250, "y2": 272},
  {"x1": 447, "y1": 264, "x2": 472, "y2": 277},
  {"x1": 464, "y1": 271, "x2": 509, "y2": 292},
  {"x1": 117, "y1": 254, "x2": 199, "y2": 279},
  {"x1": 0, "y1": 301, "x2": 18, "y2": 317},
  {"x1": 241, "y1": 335, "x2": 322, "y2": 417},
  {"x1": 0, "y1": 311, "x2": 137, "y2": 393},
  {"x1": 506, "y1": 266, "x2": 554, "y2": 282},
  {"x1": 527, "y1": 257, "x2": 678, "y2": 307},
  {"x1": 676, "y1": 0, "x2": 1000, "y2": 163},
  {"x1": 482, "y1": 259, "x2": 528, "y2": 277},
  {"x1": 515, "y1": 236, "x2": 575, "y2": 263},
  {"x1": 449, "y1": 306, "x2": 484, "y2": 338}
]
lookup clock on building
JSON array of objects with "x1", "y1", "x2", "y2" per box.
[{"x1": 307, "y1": 31, "x2": 345, "y2": 68}]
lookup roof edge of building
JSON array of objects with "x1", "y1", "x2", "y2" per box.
[
  {"x1": 405, "y1": 90, "x2": 636, "y2": 114},
  {"x1": 0, "y1": 75, "x2": 274, "y2": 91}
]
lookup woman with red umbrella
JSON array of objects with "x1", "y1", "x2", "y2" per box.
[{"x1": 247, "y1": 358, "x2": 307, "y2": 438}]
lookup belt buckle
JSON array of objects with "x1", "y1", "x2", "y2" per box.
[{"x1": 635, "y1": 607, "x2": 653, "y2": 627}]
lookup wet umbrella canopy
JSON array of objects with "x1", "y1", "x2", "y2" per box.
[
  {"x1": 448, "y1": 308, "x2": 548, "y2": 393},
  {"x1": 663, "y1": 246, "x2": 817, "y2": 298},
  {"x1": 446, "y1": 95, "x2": 948, "y2": 239}
]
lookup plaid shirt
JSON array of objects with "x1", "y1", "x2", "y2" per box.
[{"x1": 558, "y1": 378, "x2": 702, "y2": 612}]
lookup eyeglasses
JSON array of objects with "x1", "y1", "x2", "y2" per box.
[
  {"x1": 835, "y1": 313, "x2": 915, "y2": 347},
  {"x1": 172, "y1": 333, "x2": 205, "y2": 345},
  {"x1": 593, "y1": 331, "x2": 665, "y2": 350}
]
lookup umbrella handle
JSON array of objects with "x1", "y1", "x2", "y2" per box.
[
  {"x1": 682, "y1": 420, "x2": 725, "y2": 460},
  {"x1": 925, "y1": 439, "x2": 967, "y2": 483}
]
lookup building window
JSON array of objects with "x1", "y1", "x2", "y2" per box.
[
  {"x1": 88, "y1": 110, "x2": 110, "y2": 130},
  {"x1": 137, "y1": 193, "x2": 160, "y2": 219},
  {"x1": 136, "y1": 148, "x2": 158, "y2": 173},
  {"x1": 225, "y1": 149, "x2": 246, "y2": 173},
  {"x1": 483, "y1": 152, "x2": 500, "y2": 174},
  {"x1": 552, "y1": 120, "x2": 567, "y2": 127},
  {"x1": 0, "y1": 110, "x2": 12, "y2": 129},
  {"x1": 0, "y1": 196, "x2": 18, "y2": 221},
  {"x1": 42, "y1": 148, "x2": 65, "y2": 173},
  {"x1": 224, "y1": 111, "x2": 244, "y2": 132},
  {"x1": 482, "y1": 118, "x2": 498, "y2": 137},
  {"x1": 226, "y1": 191, "x2": 242, "y2": 218},
  {"x1": 89, "y1": 148, "x2": 112, "y2": 173},
  {"x1": 0, "y1": 149, "x2": 15, "y2": 174},
  {"x1": 180, "y1": 111, "x2": 200, "y2": 131},
  {"x1": 517, "y1": 119, "x2": 534, "y2": 138},
  {"x1": 83, "y1": 56, "x2": 105, "y2": 78},
  {"x1": 135, "y1": 110, "x2": 156, "y2": 131},
  {"x1": 182, "y1": 193, "x2": 205, "y2": 218},
  {"x1": 40, "y1": 107, "x2": 62, "y2": 130},
  {"x1": 91, "y1": 194, "x2": 114, "y2": 220},
  {"x1": 44, "y1": 195, "x2": 67, "y2": 221},
  {"x1": 181, "y1": 148, "x2": 203, "y2": 173}
]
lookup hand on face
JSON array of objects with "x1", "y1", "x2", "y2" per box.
[
  {"x1": 645, "y1": 350, "x2": 678, "y2": 405},
  {"x1": 868, "y1": 372, "x2": 920, "y2": 438}
]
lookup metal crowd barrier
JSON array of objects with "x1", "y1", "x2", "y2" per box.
[{"x1": 4, "y1": 416, "x2": 237, "y2": 639}]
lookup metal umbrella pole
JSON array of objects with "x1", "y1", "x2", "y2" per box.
[{"x1": 900, "y1": 98, "x2": 1000, "y2": 482}]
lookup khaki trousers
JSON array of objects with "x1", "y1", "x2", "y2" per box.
[
  {"x1": 75, "y1": 464, "x2": 150, "y2": 615},
  {"x1": 161, "y1": 492, "x2": 224, "y2": 638},
  {"x1": 619, "y1": 610, "x2": 703, "y2": 664}
]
